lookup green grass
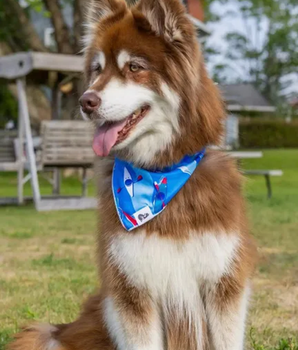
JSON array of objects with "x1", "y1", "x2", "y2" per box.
[
  {"x1": 0, "y1": 206, "x2": 97, "y2": 350},
  {"x1": 241, "y1": 150, "x2": 298, "y2": 348},
  {"x1": 0, "y1": 171, "x2": 96, "y2": 198},
  {"x1": 0, "y1": 149, "x2": 298, "y2": 350}
]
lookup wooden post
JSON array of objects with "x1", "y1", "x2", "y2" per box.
[
  {"x1": 17, "y1": 79, "x2": 41, "y2": 208},
  {"x1": 52, "y1": 85, "x2": 61, "y2": 120},
  {"x1": 50, "y1": 72, "x2": 62, "y2": 120},
  {"x1": 17, "y1": 94, "x2": 24, "y2": 205},
  {"x1": 265, "y1": 174, "x2": 272, "y2": 199},
  {"x1": 52, "y1": 168, "x2": 61, "y2": 195},
  {"x1": 82, "y1": 168, "x2": 88, "y2": 197}
]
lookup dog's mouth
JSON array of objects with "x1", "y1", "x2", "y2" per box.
[{"x1": 93, "y1": 106, "x2": 150, "y2": 157}]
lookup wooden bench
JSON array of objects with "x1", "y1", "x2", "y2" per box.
[
  {"x1": 0, "y1": 130, "x2": 30, "y2": 205},
  {"x1": 0, "y1": 123, "x2": 96, "y2": 210},
  {"x1": 243, "y1": 170, "x2": 283, "y2": 198},
  {"x1": 41, "y1": 121, "x2": 95, "y2": 197},
  {"x1": 0, "y1": 130, "x2": 19, "y2": 172}
]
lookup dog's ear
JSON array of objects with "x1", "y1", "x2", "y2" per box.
[
  {"x1": 87, "y1": 0, "x2": 126, "y2": 21},
  {"x1": 136, "y1": 0, "x2": 187, "y2": 42},
  {"x1": 83, "y1": 0, "x2": 127, "y2": 48}
]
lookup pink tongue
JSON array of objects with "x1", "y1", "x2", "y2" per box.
[{"x1": 93, "y1": 120, "x2": 127, "y2": 157}]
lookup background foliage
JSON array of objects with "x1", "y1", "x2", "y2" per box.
[
  {"x1": 204, "y1": 0, "x2": 298, "y2": 106},
  {"x1": 0, "y1": 87, "x2": 18, "y2": 128},
  {"x1": 239, "y1": 119, "x2": 298, "y2": 148}
]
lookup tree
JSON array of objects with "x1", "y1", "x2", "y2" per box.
[
  {"x1": 0, "y1": 0, "x2": 86, "y2": 53},
  {"x1": 203, "y1": 0, "x2": 298, "y2": 105},
  {"x1": 0, "y1": 0, "x2": 86, "y2": 127}
]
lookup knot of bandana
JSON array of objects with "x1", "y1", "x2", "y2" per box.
[{"x1": 112, "y1": 148, "x2": 206, "y2": 231}]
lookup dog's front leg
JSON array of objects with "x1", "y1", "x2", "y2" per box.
[
  {"x1": 204, "y1": 278, "x2": 250, "y2": 350},
  {"x1": 103, "y1": 286, "x2": 163, "y2": 350}
]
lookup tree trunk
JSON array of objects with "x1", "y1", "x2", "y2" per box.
[
  {"x1": 73, "y1": 0, "x2": 86, "y2": 52},
  {"x1": 3, "y1": 0, "x2": 47, "y2": 52},
  {"x1": 43, "y1": 0, "x2": 74, "y2": 54}
]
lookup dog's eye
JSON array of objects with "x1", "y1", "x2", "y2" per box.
[{"x1": 129, "y1": 63, "x2": 141, "y2": 72}]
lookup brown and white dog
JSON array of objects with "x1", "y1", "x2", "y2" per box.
[{"x1": 8, "y1": 0, "x2": 257, "y2": 349}]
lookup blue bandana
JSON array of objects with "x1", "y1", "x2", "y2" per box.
[{"x1": 112, "y1": 149, "x2": 206, "y2": 231}]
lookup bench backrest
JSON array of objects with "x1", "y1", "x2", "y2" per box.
[
  {"x1": 0, "y1": 130, "x2": 17, "y2": 164},
  {"x1": 41, "y1": 121, "x2": 94, "y2": 167}
]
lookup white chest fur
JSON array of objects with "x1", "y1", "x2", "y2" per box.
[{"x1": 108, "y1": 231, "x2": 240, "y2": 300}]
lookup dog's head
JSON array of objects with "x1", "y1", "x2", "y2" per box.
[{"x1": 80, "y1": 0, "x2": 225, "y2": 167}]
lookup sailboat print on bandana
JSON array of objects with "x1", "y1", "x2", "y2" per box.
[{"x1": 112, "y1": 149, "x2": 206, "y2": 231}]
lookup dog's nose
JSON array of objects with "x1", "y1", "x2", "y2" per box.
[{"x1": 79, "y1": 92, "x2": 101, "y2": 114}]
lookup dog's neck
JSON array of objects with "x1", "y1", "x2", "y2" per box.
[{"x1": 110, "y1": 136, "x2": 205, "y2": 171}]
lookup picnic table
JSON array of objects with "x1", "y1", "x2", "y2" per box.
[
  {"x1": 228, "y1": 151, "x2": 263, "y2": 159},
  {"x1": 227, "y1": 151, "x2": 282, "y2": 198}
]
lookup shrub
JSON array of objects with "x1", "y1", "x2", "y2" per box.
[{"x1": 239, "y1": 119, "x2": 298, "y2": 148}]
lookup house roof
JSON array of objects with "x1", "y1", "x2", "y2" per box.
[{"x1": 218, "y1": 83, "x2": 276, "y2": 113}]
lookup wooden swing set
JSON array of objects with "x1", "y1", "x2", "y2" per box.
[{"x1": 0, "y1": 52, "x2": 97, "y2": 211}]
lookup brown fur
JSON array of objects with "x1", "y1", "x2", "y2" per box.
[
  {"x1": 8, "y1": 324, "x2": 67, "y2": 350},
  {"x1": 164, "y1": 307, "x2": 208, "y2": 350},
  {"x1": 8, "y1": 0, "x2": 256, "y2": 349},
  {"x1": 8, "y1": 294, "x2": 115, "y2": 350}
]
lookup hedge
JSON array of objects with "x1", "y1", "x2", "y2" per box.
[{"x1": 239, "y1": 119, "x2": 298, "y2": 148}]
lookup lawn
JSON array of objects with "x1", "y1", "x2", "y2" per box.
[{"x1": 0, "y1": 149, "x2": 297, "y2": 350}]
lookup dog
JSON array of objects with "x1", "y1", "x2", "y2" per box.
[{"x1": 8, "y1": 0, "x2": 257, "y2": 349}]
